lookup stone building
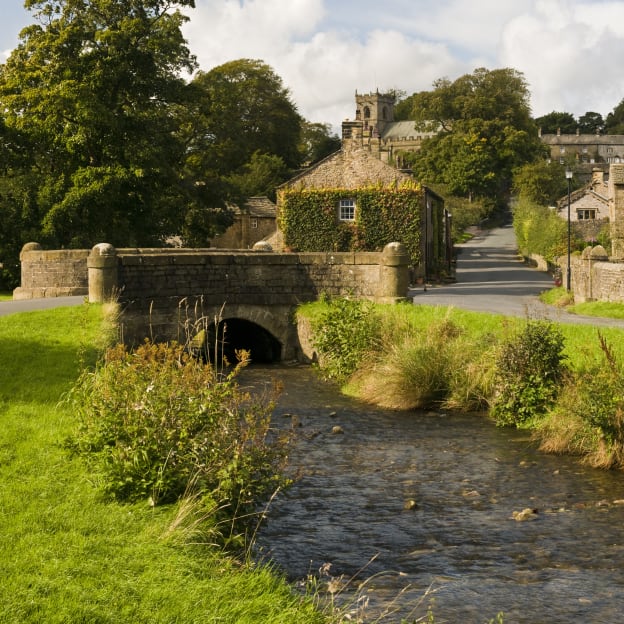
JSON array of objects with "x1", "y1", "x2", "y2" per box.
[
  {"x1": 210, "y1": 196, "x2": 277, "y2": 249},
  {"x1": 540, "y1": 129, "x2": 624, "y2": 181},
  {"x1": 341, "y1": 90, "x2": 438, "y2": 167}
]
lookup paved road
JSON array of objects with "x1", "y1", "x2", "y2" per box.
[
  {"x1": 0, "y1": 295, "x2": 85, "y2": 317},
  {"x1": 410, "y1": 224, "x2": 624, "y2": 328}
]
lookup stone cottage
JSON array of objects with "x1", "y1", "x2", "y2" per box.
[
  {"x1": 555, "y1": 169, "x2": 610, "y2": 242},
  {"x1": 210, "y1": 196, "x2": 277, "y2": 249},
  {"x1": 276, "y1": 118, "x2": 451, "y2": 281}
]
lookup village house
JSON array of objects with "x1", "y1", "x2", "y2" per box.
[
  {"x1": 555, "y1": 168, "x2": 610, "y2": 243},
  {"x1": 540, "y1": 128, "x2": 624, "y2": 182},
  {"x1": 210, "y1": 196, "x2": 277, "y2": 249}
]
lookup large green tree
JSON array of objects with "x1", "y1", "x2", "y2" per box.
[
  {"x1": 534, "y1": 111, "x2": 577, "y2": 134},
  {"x1": 0, "y1": 0, "x2": 202, "y2": 254},
  {"x1": 606, "y1": 98, "x2": 624, "y2": 134},
  {"x1": 404, "y1": 68, "x2": 542, "y2": 205}
]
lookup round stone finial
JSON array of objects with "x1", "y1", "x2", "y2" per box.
[
  {"x1": 252, "y1": 241, "x2": 273, "y2": 252},
  {"x1": 91, "y1": 243, "x2": 116, "y2": 256}
]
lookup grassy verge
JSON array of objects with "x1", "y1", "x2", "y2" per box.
[
  {"x1": 0, "y1": 304, "x2": 327, "y2": 623},
  {"x1": 0, "y1": 291, "x2": 12, "y2": 301},
  {"x1": 298, "y1": 299, "x2": 624, "y2": 469},
  {"x1": 540, "y1": 286, "x2": 624, "y2": 319}
]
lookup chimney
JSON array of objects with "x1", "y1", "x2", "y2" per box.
[{"x1": 557, "y1": 127, "x2": 561, "y2": 137}]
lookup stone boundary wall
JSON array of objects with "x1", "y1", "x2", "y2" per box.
[
  {"x1": 14, "y1": 243, "x2": 89, "y2": 299},
  {"x1": 570, "y1": 246, "x2": 624, "y2": 303}
]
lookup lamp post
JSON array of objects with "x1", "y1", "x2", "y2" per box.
[{"x1": 565, "y1": 169, "x2": 573, "y2": 292}]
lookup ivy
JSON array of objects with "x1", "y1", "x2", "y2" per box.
[{"x1": 278, "y1": 183, "x2": 424, "y2": 262}]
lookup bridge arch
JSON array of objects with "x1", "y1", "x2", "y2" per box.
[{"x1": 193, "y1": 303, "x2": 295, "y2": 364}]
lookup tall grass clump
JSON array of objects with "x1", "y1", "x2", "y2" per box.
[
  {"x1": 65, "y1": 339, "x2": 291, "y2": 548},
  {"x1": 490, "y1": 321, "x2": 567, "y2": 428},
  {"x1": 345, "y1": 306, "x2": 497, "y2": 411},
  {"x1": 537, "y1": 332, "x2": 624, "y2": 468}
]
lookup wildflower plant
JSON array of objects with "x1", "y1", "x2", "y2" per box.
[{"x1": 65, "y1": 340, "x2": 292, "y2": 545}]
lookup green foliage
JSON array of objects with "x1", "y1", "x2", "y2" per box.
[
  {"x1": 66, "y1": 340, "x2": 291, "y2": 542},
  {"x1": 534, "y1": 111, "x2": 577, "y2": 134},
  {"x1": 305, "y1": 296, "x2": 380, "y2": 383},
  {"x1": 279, "y1": 183, "x2": 424, "y2": 262},
  {"x1": 0, "y1": 306, "x2": 328, "y2": 623},
  {"x1": 0, "y1": 0, "x2": 197, "y2": 249},
  {"x1": 512, "y1": 196, "x2": 576, "y2": 263},
  {"x1": 491, "y1": 321, "x2": 567, "y2": 427},
  {"x1": 512, "y1": 160, "x2": 569, "y2": 206},
  {"x1": 299, "y1": 121, "x2": 341, "y2": 166},
  {"x1": 404, "y1": 68, "x2": 541, "y2": 206},
  {"x1": 606, "y1": 97, "x2": 624, "y2": 134},
  {"x1": 578, "y1": 111, "x2": 605, "y2": 134}
]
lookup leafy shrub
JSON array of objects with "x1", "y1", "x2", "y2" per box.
[
  {"x1": 308, "y1": 295, "x2": 380, "y2": 383},
  {"x1": 540, "y1": 333, "x2": 624, "y2": 468},
  {"x1": 491, "y1": 321, "x2": 567, "y2": 427},
  {"x1": 65, "y1": 340, "x2": 291, "y2": 542}
]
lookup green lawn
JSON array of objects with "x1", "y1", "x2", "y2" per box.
[{"x1": 0, "y1": 304, "x2": 327, "y2": 624}]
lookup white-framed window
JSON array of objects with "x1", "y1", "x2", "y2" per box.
[
  {"x1": 250, "y1": 218, "x2": 258, "y2": 229},
  {"x1": 560, "y1": 147, "x2": 566, "y2": 154},
  {"x1": 339, "y1": 198, "x2": 356, "y2": 221},
  {"x1": 577, "y1": 209, "x2": 596, "y2": 220}
]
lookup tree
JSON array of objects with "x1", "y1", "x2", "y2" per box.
[
  {"x1": 512, "y1": 160, "x2": 570, "y2": 206},
  {"x1": 606, "y1": 98, "x2": 624, "y2": 134},
  {"x1": 404, "y1": 68, "x2": 542, "y2": 206},
  {"x1": 534, "y1": 111, "x2": 577, "y2": 134},
  {"x1": 0, "y1": 0, "x2": 199, "y2": 254},
  {"x1": 578, "y1": 111, "x2": 605, "y2": 134},
  {"x1": 188, "y1": 59, "x2": 303, "y2": 176},
  {"x1": 299, "y1": 121, "x2": 341, "y2": 166}
]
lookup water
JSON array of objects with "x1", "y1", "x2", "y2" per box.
[{"x1": 242, "y1": 366, "x2": 624, "y2": 623}]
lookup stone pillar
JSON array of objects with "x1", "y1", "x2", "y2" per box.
[
  {"x1": 88, "y1": 243, "x2": 118, "y2": 303},
  {"x1": 609, "y1": 164, "x2": 624, "y2": 259},
  {"x1": 377, "y1": 242, "x2": 410, "y2": 303}
]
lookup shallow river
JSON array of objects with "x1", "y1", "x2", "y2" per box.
[{"x1": 242, "y1": 366, "x2": 624, "y2": 623}]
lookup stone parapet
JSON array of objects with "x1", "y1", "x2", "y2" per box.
[{"x1": 13, "y1": 243, "x2": 89, "y2": 300}]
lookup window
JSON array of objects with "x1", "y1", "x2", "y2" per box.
[
  {"x1": 339, "y1": 198, "x2": 356, "y2": 221},
  {"x1": 560, "y1": 147, "x2": 566, "y2": 154},
  {"x1": 250, "y1": 218, "x2": 258, "y2": 229},
  {"x1": 577, "y1": 210, "x2": 596, "y2": 220}
]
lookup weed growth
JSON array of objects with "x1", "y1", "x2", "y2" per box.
[
  {"x1": 306, "y1": 295, "x2": 380, "y2": 383},
  {"x1": 65, "y1": 339, "x2": 292, "y2": 548},
  {"x1": 490, "y1": 321, "x2": 567, "y2": 427}
]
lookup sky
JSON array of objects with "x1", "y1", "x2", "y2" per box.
[{"x1": 2, "y1": 0, "x2": 624, "y2": 130}]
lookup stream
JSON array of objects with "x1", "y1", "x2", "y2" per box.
[{"x1": 243, "y1": 365, "x2": 624, "y2": 623}]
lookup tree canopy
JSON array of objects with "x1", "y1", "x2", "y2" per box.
[
  {"x1": 0, "y1": 0, "x2": 199, "y2": 251},
  {"x1": 0, "y1": 3, "x2": 306, "y2": 288},
  {"x1": 534, "y1": 111, "x2": 577, "y2": 135},
  {"x1": 606, "y1": 98, "x2": 624, "y2": 134},
  {"x1": 402, "y1": 68, "x2": 542, "y2": 205}
]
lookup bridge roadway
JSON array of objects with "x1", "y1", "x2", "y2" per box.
[
  {"x1": 411, "y1": 223, "x2": 624, "y2": 329},
  {"x1": 4, "y1": 226, "x2": 624, "y2": 330}
]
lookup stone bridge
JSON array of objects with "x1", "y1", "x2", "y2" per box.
[{"x1": 17, "y1": 242, "x2": 410, "y2": 362}]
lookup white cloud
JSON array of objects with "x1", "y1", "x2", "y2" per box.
[{"x1": 500, "y1": 0, "x2": 624, "y2": 117}]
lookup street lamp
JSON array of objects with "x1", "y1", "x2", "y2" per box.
[{"x1": 565, "y1": 168, "x2": 573, "y2": 291}]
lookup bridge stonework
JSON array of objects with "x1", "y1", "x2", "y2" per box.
[{"x1": 18, "y1": 243, "x2": 410, "y2": 361}]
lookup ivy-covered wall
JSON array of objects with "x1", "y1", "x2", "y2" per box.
[{"x1": 278, "y1": 182, "x2": 425, "y2": 264}]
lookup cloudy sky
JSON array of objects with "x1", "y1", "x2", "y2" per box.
[{"x1": 3, "y1": 0, "x2": 624, "y2": 129}]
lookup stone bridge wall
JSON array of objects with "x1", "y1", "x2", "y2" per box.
[
  {"x1": 17, "y1": 242, "x2": 409, "y2": 360},
  {"x1": 14, "y1": 243, "x2": 89, "y2": 299}
]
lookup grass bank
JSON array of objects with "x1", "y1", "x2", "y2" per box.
[
  {"x1": 0, "y1": 304, "x2": 327, "y2": 623},
  {"x1": 298, "y1": 299, "x2": 624, "y2": 470}
]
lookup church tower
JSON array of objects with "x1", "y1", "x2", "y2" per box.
[{"x1": 354, "y1": 90, "x2": 395, "y2": 136}]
